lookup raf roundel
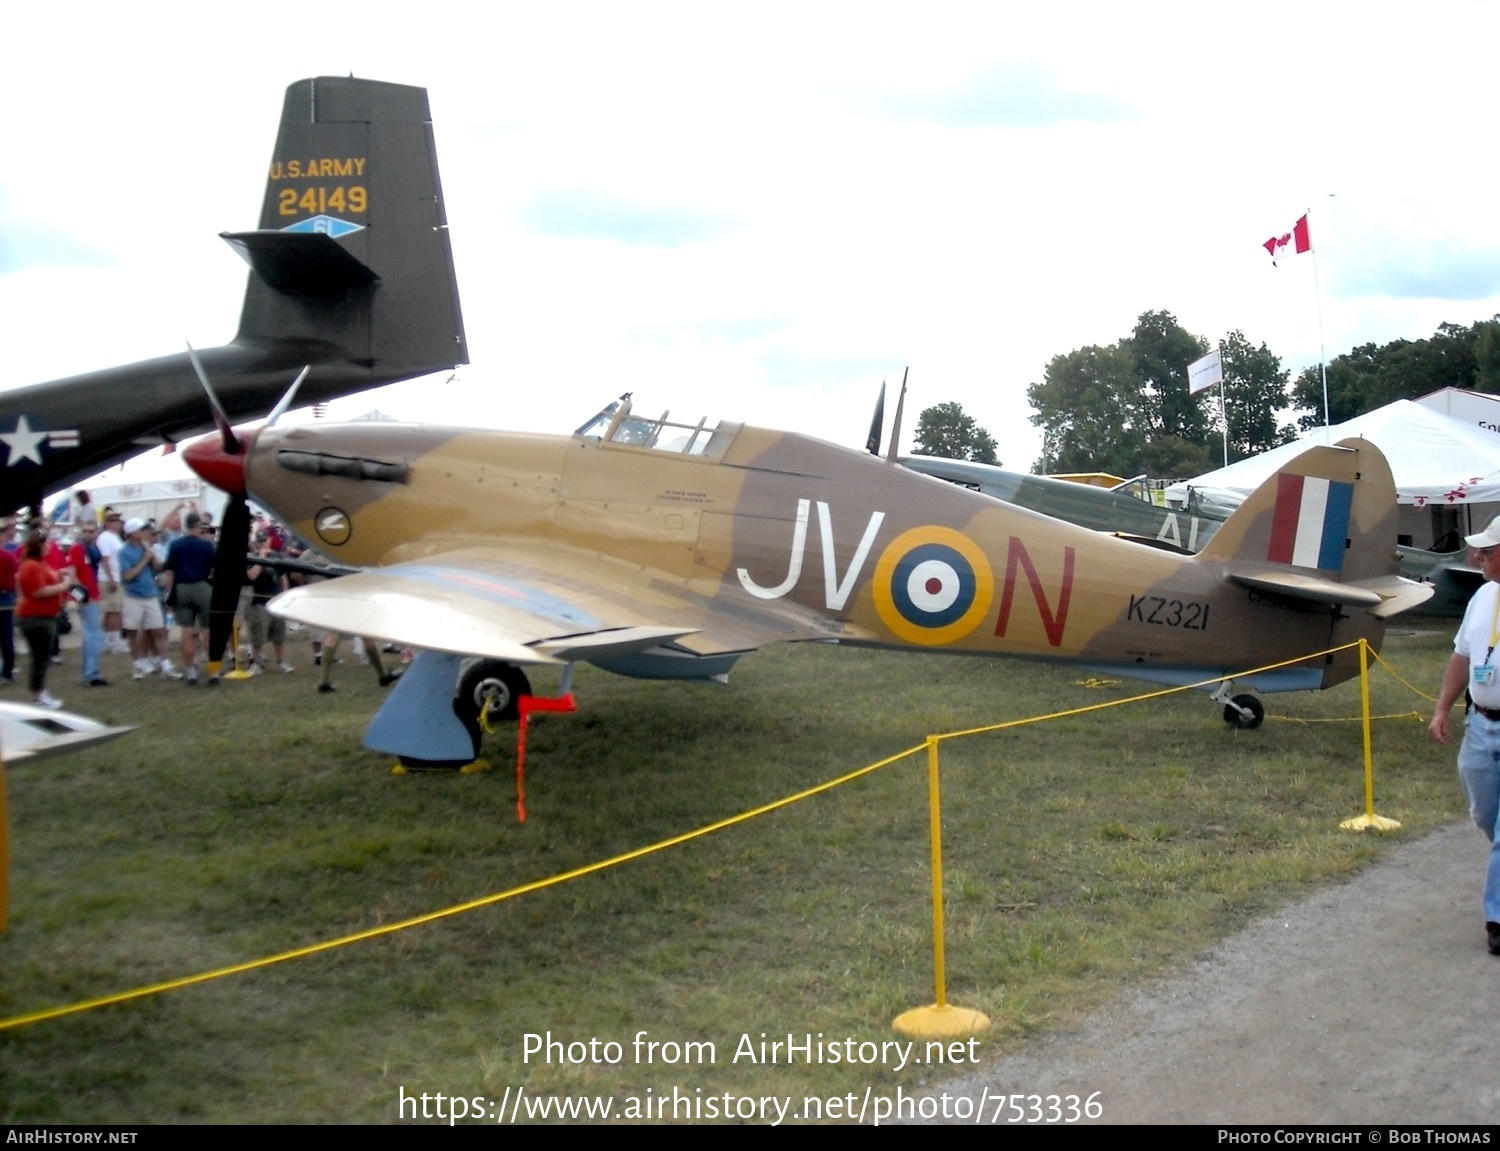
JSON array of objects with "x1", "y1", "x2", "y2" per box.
[{"x1": 872, "y1": 526, "x2": 994, "y2": 645}]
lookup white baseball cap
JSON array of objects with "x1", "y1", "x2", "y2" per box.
[{"x1": 1465, "y1": 515, "x2": 1500, "y2": 549}]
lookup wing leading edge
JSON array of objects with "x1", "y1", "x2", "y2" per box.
[{"x1": 267, "y1": 546, "x2": 833, "y2": 676}]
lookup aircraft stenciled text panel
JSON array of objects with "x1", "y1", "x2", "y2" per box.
[
  {"x1": 269, "y1": 158, "x2": 368, "y2": 179},
  {"x1": 655, "y1": 489, "x2": 716, "y2": 506},
  {"x1": 278, "y1": 186, "x2": 367, "y2": 218},
  {"x1": 1126, "y1": 594, "x2": 1212, "y2": 631},
  {"x1": 268, "y1": 147, "x2": 370, "y2": 219}
]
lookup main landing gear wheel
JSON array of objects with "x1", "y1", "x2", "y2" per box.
[
  {"x1": 1222, "y1": 694, "x2": 1265, "y2": 729},
  {"x1": 457, "y1": 660, "x2": 531, "y2": 725}
]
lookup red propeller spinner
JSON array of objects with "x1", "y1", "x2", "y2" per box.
[{"x1": 183, "y1": 430, "x2": 254, "y2": 498}]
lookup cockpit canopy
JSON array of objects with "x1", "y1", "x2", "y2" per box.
[{"x1": 575, "y1": 394, "x2": 740, "y2": 458}]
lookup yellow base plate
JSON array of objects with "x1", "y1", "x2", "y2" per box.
[{"x1": 892, "y1": 1003, "x2": 991, "y2": 1040}]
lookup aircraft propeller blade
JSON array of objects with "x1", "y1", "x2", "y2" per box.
[
  {"x1": 206, "y1": 491, "x2": 252, "y2": 679},
  {"x1": 866, "y1": 380, "x2": 886, "y2": 456},
  {"x1": 186, "y1": 342, "x2": 242, "y2": 455},
  {"x1": 265, "y1": 365, "x2": 312, "y2": 428},
  {"x1": 183, "y1": 348, "x2": 306, "y2": 678}
]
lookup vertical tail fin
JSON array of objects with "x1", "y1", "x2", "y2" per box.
[
  {"x1": 1197, "y1": 437, "x2": 1397, "y2": 582},
  {"x1": 1197, "y1": 437, "x2": 1426, "y2": 686},
  {"x1": 223, "y1": 76, "x2": 467, "y2": 380}
]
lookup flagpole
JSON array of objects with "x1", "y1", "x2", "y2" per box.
[
  {"x1": 1308, "y1": 205, "x2": 1331, "y2": 440},
  {"x1": 1219, "y1": 369, "x2": 1229, "y2": 468},
  {"x1": 1265, "y1": 209, "x2": 1328, "y2": 440}
]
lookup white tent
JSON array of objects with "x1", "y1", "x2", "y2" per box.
[
  {"x1": 1414, "y1": 386, "x2": 1500, "y2": 436},
  {"x1": 1178, "y1": 399, "x2": 1500, "y2": 549}
]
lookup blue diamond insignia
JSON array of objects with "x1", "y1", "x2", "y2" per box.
[{"x1": 282, "y1": 215, "x2": 365, "y2": 238}]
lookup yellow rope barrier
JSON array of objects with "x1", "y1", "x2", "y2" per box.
[
  {"x1": 4, "y1": 635, "x2": 1440, "y2": 1032},
  {"x1": 1370, "y1": 647, "x2": 1440, "y2": 704},
  {"x1": 933, "y1": 640, "x2": 1363, "y2": 744},
  {"x1": 0, "y1": 742, "x2": 926, "y2": 1032},
  {"x1": 900, "y1": 637, "x2": 1420, "y2": 1028},
  {"x1": 1268, "y1": 712, "x2": 1425, "y2": 725}
]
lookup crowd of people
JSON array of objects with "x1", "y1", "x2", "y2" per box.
[{"x1": 0, "y1": 494, "x2": 394, "y2": 709}]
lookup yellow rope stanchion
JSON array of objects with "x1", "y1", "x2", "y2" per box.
[
  {"x1": 1, "y1": 752, "x2": 9, "y2": 936},
  {"x1": 1339, "y1": 637, "x2": 1401, "y2": 832},
  {"x1": 219, "y1": 619, "x2": 255, "y2": 681},
  {"x1": 893, "y1": 738, "x2": 990, "y2": 1039}
]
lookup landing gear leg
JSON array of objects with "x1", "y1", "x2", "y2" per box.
[
  {"x1": 365, "y1": 650, "x2": 479, "y2": 767},
  {"x1": 1212, "y1": 681, "x2": 1265, "y2": 729}
]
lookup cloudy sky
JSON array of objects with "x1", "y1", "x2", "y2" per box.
[{"x1": 4, "y1": 1, "x2": 1497, "y2": 473}]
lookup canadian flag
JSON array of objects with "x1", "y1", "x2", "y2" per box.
[{"x1": 1263, "y1": 214, "x2": 1312, "y2": 265}]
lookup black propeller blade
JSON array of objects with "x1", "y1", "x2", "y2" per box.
[
  {"x1": 866, "y1": 379, "x2": 886, "y2": 456},
  {"x1": 181, "y1": 352, "x2": 309, "y2": 681},
  {"x1": 205, "y1": 491, "x2": 251, "y2": 681}
]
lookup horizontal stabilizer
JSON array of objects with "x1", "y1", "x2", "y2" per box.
[
  {"x1": 0, "y1": 701, "x2": 134, "y2": 762},
  {"x1": 1229, "y1": 568, "x2": 1382, "y2": 607},
  {"x1": 1228, "y1": 568, "x2": 1434, "y2": 618},
  {"x1": 1348, "y1": 575, "x2": 1437, "y2": 619},
  {"x1": 222, "y1": 230, "x2": 378, "y2": 296}
]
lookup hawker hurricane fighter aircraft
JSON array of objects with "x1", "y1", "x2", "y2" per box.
[
  {"x1": 184, "y1": 396, "x2": 1429, "y2": 766},
  {"x1": 0, "y1": 75, "x2": 466, "y2": 514}
]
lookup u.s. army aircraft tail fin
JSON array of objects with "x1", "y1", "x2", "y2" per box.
[
  {"x1": 1195, "y1": 436, "x2": 1429, "y2": 688},
  {"x1": 225, "y1": 76, "x2": 467, "y2": 379},
  {"x1": 1, "y1": 76, "x2": 466, "y2": 514}
]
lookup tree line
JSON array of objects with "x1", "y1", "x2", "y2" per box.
[{"x1": 1016, "y1": 310, "x2": 1500, "y2": 479}]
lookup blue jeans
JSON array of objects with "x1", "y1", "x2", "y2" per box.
[
  {"x1": 79, "y1": 601, "x2": 103, "y2": 682},
  {"x1": 1458, "y1": 710, "x2": 1500, "y2": 923},
  {"x1": 0, "y1": 606, "x2": 12, "y2": 680}
]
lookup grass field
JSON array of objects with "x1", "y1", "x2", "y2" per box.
[{"x1": 0, "y1": 627, "x2": 1465, "y2": 1123}]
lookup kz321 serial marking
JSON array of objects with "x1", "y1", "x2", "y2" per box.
[{"x1": 184, "y1": 396, "x2": 1430, "y2": 766}]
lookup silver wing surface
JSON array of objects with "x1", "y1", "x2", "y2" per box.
[{"x1": 268, "y1": 546, "x2": 845, "y2": 667}]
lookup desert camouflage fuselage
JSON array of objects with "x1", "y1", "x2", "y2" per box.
[{"x1": 199, "y1": 401, "x2": 1417, "y2": 698}]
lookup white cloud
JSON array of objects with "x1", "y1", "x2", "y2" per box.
[{"x1": 5, "y1": 1, "x2": 1500, "y2": 471}]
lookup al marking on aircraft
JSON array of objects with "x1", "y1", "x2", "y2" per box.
[
  {"x1": 184, "y1": 395, "x2": 1432, "y2": 769},
  {"x1": 899, "y1": 455, "x2": 1231, "y2": 557}
]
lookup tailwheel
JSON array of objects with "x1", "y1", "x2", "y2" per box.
[{"x1": 1222, "y1": 694, "x2": 1265, "y2": 729}]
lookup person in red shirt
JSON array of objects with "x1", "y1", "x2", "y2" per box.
[{"x1": 16, "y1": 529, "x2": 74, "y2": 709}]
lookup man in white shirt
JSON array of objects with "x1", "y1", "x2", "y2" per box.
[
  {"x1": 1431, "y1": 514, "x2": 1500, "y2": 956},
  {"x1": 95, "y1": 507, "x2": 129, "y2": 655}
]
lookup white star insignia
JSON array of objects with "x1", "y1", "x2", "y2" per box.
[{"x1": 1, "y1": 415, "x2": 49, "y2": 467}]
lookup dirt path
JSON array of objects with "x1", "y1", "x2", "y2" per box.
[{"x1": 928, "y1": 822, "x2": 1497, "y2": 1125}]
